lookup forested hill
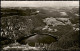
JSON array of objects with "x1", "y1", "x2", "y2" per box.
[{"x1": 1, "y1": 7, "x2": 79, "y2": 49}]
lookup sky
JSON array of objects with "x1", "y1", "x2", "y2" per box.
[{"x1": 1, "y1": 1, "x2": 79, "y2": 7}]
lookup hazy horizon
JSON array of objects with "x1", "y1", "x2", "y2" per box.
[{"x1": 1, "y1": 1, "x2": 79, "y2": 7}]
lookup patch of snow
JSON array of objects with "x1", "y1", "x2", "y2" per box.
[
  {"x1": 3, "y1": 46, "x2": 10, "y2": 50},
  {"x1": 60, "y1": 12, "x2": 67, "y2": 16},
  {"x1": 28, "y1": 19, "x2": 32, "y2": 20},
  {"x1": 75, "y1": 14, "x2": 79, "y2": 16},
  {"x1": 72, "y1": 24, "x2": 76, "y2": 27},
  {"x1": 73, "y1": 27, "x2": 79, "y2": 31},
  {"x1": 54, "y1": 29, "x2": 58, "y2": 32},
  {"x1": 43, "y1": 17, "x2": 67, "y2": 27},
  {"x1": 56, "y1": 18, "x2": 72, "y2": 25},
  {"x1": 36, "y1": 11, "x2": 40, "y2": 13},
  {"x1": 28, "y1": 47, "x2": 39, "y2": 50},
  {"x1": 75, "y1": 28, "x2": 79, "y2": 31},
  {"x1": 48, "y1": 28, "x2": 53, "y2": 32},
  {"x1": 42, "y1": 26, "x2": 49, "y2": 30}
]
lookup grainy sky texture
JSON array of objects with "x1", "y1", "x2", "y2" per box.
[{"x1": 1, "y1": 1, "x2": 79, "y2": 7}]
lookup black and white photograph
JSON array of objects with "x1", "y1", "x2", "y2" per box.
[{"x1": 0, "y1": 1, "x2": 79, "y2": 51}]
